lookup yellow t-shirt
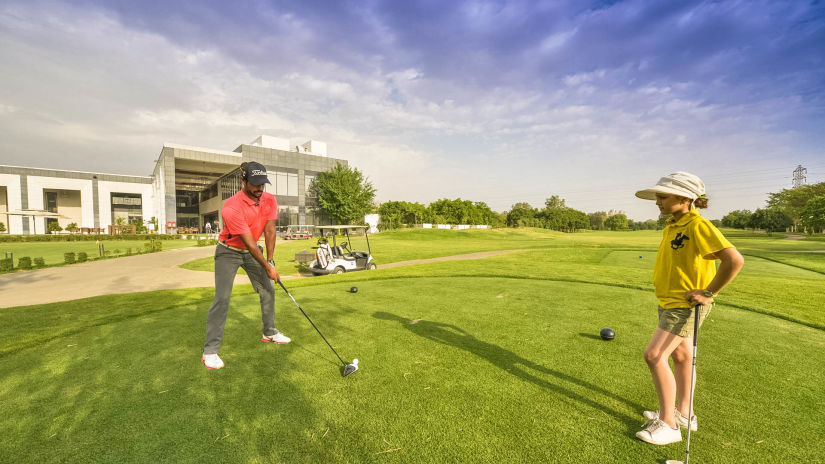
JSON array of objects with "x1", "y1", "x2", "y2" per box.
[{"x1": 653, "y1": 209, "x2": 734, "y2": 309}]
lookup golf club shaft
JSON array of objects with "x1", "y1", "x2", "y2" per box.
[
  {"x1": 277, "y1": 280, "x2": 347, "y2": 366},
  {"x1": 685, "y1": 304, "x2": 700, "y2": 464}
]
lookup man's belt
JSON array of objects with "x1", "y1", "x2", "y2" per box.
[{"x1": 219, "y1": 241, "x2": 249, "y2": 253}]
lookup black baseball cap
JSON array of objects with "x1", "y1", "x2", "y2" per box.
[{"x1": 242, "y1": 162, "x2": 271, "y2": 185}]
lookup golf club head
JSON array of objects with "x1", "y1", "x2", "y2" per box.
[{"x1": 342, "y1": 358, "x2": 359, "y2": 377}]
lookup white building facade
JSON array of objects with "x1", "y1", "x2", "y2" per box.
[{"x1": 0, "y1": 135, "x2": 346, "y2": 235}]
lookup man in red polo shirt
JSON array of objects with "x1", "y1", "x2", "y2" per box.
[{"x1": 202, "y1": 161, "x2": 291, "y2": 370}]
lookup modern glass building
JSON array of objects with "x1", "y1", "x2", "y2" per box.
[{"x1": 0, "y1": 135, "x2": 347, "y2": 234}]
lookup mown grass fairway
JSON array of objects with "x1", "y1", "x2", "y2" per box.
[{"x1": 1, "y1": 229, "x2": 823, "y2": 463}]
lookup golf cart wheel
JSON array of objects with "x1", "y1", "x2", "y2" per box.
[
  {"x1": 333, "y1": 266, "x2": 345, "y2": 275},
  {"x1": 367, "y1": 262, "x2": 377, "y2": 270}
]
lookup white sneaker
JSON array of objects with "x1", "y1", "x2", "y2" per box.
[
  {"x1": 201, "y1": 353, "x2": 224, "y2": 370},
  {"x1": 636, "y1": 418, "x2": 682, "y2": 445},
  {"x1": 261, "y1": 332, "x2": 291, "y2": 344},
  {"x1": 643, "y1": 409, "x2": 698, "y2": 431}
]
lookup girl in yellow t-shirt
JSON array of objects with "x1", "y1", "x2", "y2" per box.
[{"x1": 633, "y1": 172, "x2": 744, "y2": 446}]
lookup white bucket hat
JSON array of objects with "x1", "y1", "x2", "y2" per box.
[{"x1": 635, "y1": 171, "x2": 706, "y2": 200}]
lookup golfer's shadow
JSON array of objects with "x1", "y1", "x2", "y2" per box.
[{"x1": 373, "y1": 312, "x2": 642, "y2": 424}]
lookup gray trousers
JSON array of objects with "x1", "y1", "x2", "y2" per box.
[{"x1": 203, "y1": 244, "x2": 278, "y2": 354}]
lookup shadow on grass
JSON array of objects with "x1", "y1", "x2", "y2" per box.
[{"x1": 373, "y1": 311, "x2": 644, "y2": 426}]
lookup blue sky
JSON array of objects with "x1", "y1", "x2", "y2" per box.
[{"x1": 1, "y1": 0, "x2": 823, "y2": 220}]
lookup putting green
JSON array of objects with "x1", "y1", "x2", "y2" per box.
[{"x1": 1, "y1": 273, "x2": 823, "y2": 463}]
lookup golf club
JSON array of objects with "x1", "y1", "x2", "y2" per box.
[
  {"x1": 277, "y1": 280, "x2": 359, "y2": 377},
  {"x1": 666, "y1": 304, "x2": 701, "y2": 464}
]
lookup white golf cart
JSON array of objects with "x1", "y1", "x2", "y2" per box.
[{"x1": 309, "y1": 225, "x2": 377, "y2": 275}]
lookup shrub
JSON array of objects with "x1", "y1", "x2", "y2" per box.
[
  {"x1": 64, "y1": 252, "x2": 76, "y2": 264},
  {"x1": 18, "y1": 257, "x2": 32, "y2": 269},
  {"x1": 77, "y1": 252, "x2": 88, "y2": 263},
  {"x1": 0, "y1": 257, "x2": 11, "y2": 272},
  {"x1": 0, "y1": 234, "x2": 184, "y2": 243},
  {"x1": 144, "y1": 241, "x2": 163, "y2": 252},
  {"x1": 34, "y1": 257, "x2": 45, "y2": 268},
  {"x1": 66, "y1": 222, "x2": 79, "y2": 233},
  {"x1": 0, "y1": 222, "x2": 6, "y2": 233},
  {"x1": 197, "y1": 239, "x2": 218, "y2": 247},
  {"x1": 48, "y1": 222, "x2": 63, "y2": 234}
]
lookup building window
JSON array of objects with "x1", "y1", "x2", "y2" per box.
[
  {"x1": 272, "y1": 170, "x2": 298, "y2": 197},
  {"x1": 201, "y1": 183, "x2": 218, "y2": 202},
  {"x1": 220, "y1": 170, "x2": 242, "y2": 200},
  {"x1": 111, "y1": 192, "x2": 143, "y2": 224},
  {"x1": 304, "y1": 174, "x2": 316, "y2": 197},
  {"x1": 45, "y1": 191, "x2": 58, "y2": 213},
  {"x1": 276, "y1": 205, "x2": 299, "y2": 228}
]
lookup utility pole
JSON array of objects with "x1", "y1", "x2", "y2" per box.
[{"x1": 793, "y1": 165, "x2": 807, "y2": 188}]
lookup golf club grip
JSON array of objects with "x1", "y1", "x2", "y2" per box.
[{"x1": 693, "y1": 304, "x2": 700, "y2": 347}]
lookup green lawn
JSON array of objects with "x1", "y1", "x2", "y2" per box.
[
  {"x1": 1, "y1": 230, "x2": 824, "y2": 463},
  {"x1": 0, "y1": 238, "x2": 197, "y2": 267}
]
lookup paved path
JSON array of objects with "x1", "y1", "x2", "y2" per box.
[{"x1": 0, "y1": 247, "x2": 525, "y2": 308}]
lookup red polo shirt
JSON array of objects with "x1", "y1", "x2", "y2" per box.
[{"x1": 219, "y1": 190, "x2": 278, "y2": 249}]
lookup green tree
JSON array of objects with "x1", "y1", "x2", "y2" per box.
[
  {"x1": 309, "y1": 163, "x2": 376, "y2": 225},
  {"x1": 749, "y1": 208, "x2": 793, "y2": 235},
  {"x1": 66, "y1": 222, "x2": 79, "y2": 233},
  {"x1": 48, "y1": 221, "x2": 63, "y2": 234},
  {"x1": 0, "y1": 222, "x2": 5, "y2": 233},
  {"x1": 588, "y1": 211, "x2": 607, "y2": 230},
  {"x1": 131, "y1": 219, "x2": 148, "y2": 234},
  {"x1": 800, "y1": 195, "x2": 825, "y2": 234},
  {"x1": 766, "y1": 182, "x2": 825, "y2": 229},
  {"x1": 537, "y1": 207, "x2": 589, "y2": 232},
  {"x1": 427, "y1": 198, "x2": 494, "y2": 225},
  {"x1": 721, "y1": 210, "x2": 753, "y2": 229},
  {"x1": 506, "y1": 203, "x2": 537, "y2": 227},
  {"x1": 377, "y1": 201, "x2": 429, "y2": 229},
  {"x1": 604, "y1": 213, "x2": 629, "y2": 231},
  {"x1": 544, "y1": 195, "x2": 566, "y2": 210}
]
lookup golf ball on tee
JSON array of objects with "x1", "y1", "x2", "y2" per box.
[{"x1": 352, "y1": 358, "x2": 359, "y2": 366}]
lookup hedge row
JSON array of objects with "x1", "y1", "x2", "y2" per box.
[
  {"x1": 0, "y1": 242, "x2": 166, "y2": 273},
  {"x1": 0, "y1": 256, "x2": 46, "y2": 271},
  {"x1": 0, "y1": 234, "x2": 182, "y2": 243}
]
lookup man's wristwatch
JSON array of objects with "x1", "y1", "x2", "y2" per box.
[
  {"x1": 702, "y1": 289, "x2": 715, "y2": 298},
  {"x1": 267, "y1": 259, "x2": 275, "y2": 267}
]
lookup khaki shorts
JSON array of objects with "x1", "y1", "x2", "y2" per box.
[{"x1": 658, "y1": 303, "x2": 713, "y2": 338}]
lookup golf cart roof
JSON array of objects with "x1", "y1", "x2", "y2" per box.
[{"x1": 316, "y1": 225, "x2": 368, "y2": 230}]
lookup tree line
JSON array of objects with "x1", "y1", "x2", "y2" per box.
[
  {"x1": 310, "y1": 163, "x2": 825, "y2": 235},
  {"x1": 721, "y1": 182, "x2": 825, "y2": 234}
]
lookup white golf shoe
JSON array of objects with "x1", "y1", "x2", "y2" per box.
[
  {"x1": 261, "y1": 332, "x2": 291, "y2": 344},
  {"x1": 636, "y1": 418, "x2": 682, "y2": 445},
  {"x1": 643, "y1": 409, "x2": 698, "y2": 431},
  {"x1": 201, "y1": 353, "x2": 224, "y2": 370}
]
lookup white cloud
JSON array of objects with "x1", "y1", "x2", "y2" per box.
[{"x1": 0, "y1": 0, "x2": 821, "y2": 221}]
